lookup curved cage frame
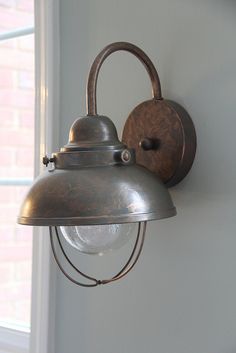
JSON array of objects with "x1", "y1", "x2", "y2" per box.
[{"x1": 49, "y1": 222, "x2": 147, "y2": 287}]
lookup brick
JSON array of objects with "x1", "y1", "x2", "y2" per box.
[
  {"x1": 0, "y1": 166, "x2": 34, "y2": 178},
  {"x1": 0, "y1": 186, "x2": 16, "y2": 203},
  {"x1": 0, "y1": 224, "x2": 32, "y2": 246},
  {"x1": 0, "y1": 1, "x2": 16, "y2": 8},
  {"x1": 0, "y1": 185, "x2": 30, "y2": 203},
  {"x1": 18, "y1": 54, "x2": 34, "y2": 71},
  {"x1": 0, "y1": 48, "x2": 16, "y2": 68},
  {"x1": 15, "y1": 299, "x2": 31, "y2": 323},
  {"x1": 0, "y1": 202, "x2": 31, "y2": 224},
  {"x1": 0, "y1": 263, "x2": 15, "y2": 282},
  {"x1": 16, "y1": 147, "x2": 34, "y2": 166},
  {"x1": 0, "y1": 301, "x2": 14, "y2": 319},
  {"x1": 18, "y1": 35, "x2": 34, "y2": 52},
  {"x1": 0, "y1": 68, "x2": 16, "y2": 88},
  {"x1": 18, "y1": 110, "x2": 34, "y2": 128},
  {"x1": 0, "y1": 281, "x2": 31, "y2": 302},
  {"x1": 0, "y1": 244, "x2": 32, "y2": 262},
  {"x1": 17, "y1": 70, "x2": 34, "y2": 89},
  {"x1": 15, "y1": 225, "x2": 32, "y2": 242},
  {"x1": 16, "y1": 0, "x2": 34, "y2": 12},
  {"x1": 1, "y1": 167, "x2": 18, "y2": 178},
  {"x1": 0, "y1": 127, "x2": 34, "y2": 147},
  {"x1": 0, "y1": 225, "x2": 15, "y2": 242},
  {"x1": 0, "y1": 47, "x2": 34, "y2": 71},
  {"x1": 15, "y1": 185, "x2": 32, "y2": 203},
  {"x1": 0, "y1": 39, "x2": 17, "y2": 49},
  {"x1": 0, "y1": 108, "x2": 18, "y2": 127},
  {"x1": 0, "y1": 89, "x2": 34, "y2": 109},
  {"x1": 0, "y1": 203, "x2": 20, "y2": 222},
  {"x1": 0, "y1": 108, "x2": 34, "y2": 129},
  {"x1": 0, "y1": 147, "x2": 15, "y2": 167},
  {"x1": 15, "y1": 260, "x2": 32, "y2": 281},
  {"x1": 0, "y1": 8, "x2": 33, "y2": 30}
]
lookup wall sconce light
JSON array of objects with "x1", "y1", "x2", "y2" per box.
[{"x1": 18, "y1": 42, "x2": 196, "y2": 287}]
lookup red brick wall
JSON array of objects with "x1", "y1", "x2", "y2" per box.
[{"x1": 0, "y1": 0, "x2": 34, "y2": 328}]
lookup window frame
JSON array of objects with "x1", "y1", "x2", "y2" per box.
[
  {"x1": 0, "y1": 0, "x2": 59, "y2": 352},
  {"x1": 30, "y1": 0, "x2": 59, "y2": 352},
  {"x1": 0, "y1": 326, "x2": 29, "y2": 353}
]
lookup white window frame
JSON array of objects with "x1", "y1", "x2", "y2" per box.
[
  {"x1": 0, "y1": 1, "x2": 59, "y2": 352},
  {"x1": 30, "y1": 1, "x2": 59, "y2": 352}
]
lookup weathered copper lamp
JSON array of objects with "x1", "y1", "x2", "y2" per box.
[{"x1": 18, "y1": 42, "x2": 196, "y2": 287}]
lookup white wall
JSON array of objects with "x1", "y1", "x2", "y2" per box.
[{"x1": 55, "y1": 1, "x2": 236, "y2": 352}]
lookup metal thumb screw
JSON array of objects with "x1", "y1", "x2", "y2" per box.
[{"x1": 43, "y1": 155, "x2": 55, "y2": 167}]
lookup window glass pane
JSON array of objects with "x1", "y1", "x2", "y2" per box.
[
  {"x1": 0, "y1": 34, "x2": 34, "y2": 329},
  {"x1": 0, "y1": 1, "x2": 34, "y2": 33},
  {"x1": 0, "y1": 186, "x2": 32, "y2": 328}
]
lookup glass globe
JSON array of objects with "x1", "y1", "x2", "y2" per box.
[{"x1": 60, "y1": 223, "x2": 137, "y2": 255}]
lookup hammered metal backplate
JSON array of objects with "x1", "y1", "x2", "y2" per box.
[{"x1": 122, "y1": 99, "x2": 196, "y2": 187}]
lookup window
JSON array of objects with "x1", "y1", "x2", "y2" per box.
[
  {"x1": 0, "y1": 1, "x2": 59, "y2": 352},
  {"x1": 0, "y1": 0, "x2": 34, "y2": 351}
]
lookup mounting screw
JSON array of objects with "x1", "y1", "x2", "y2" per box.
[
  {"x1": 121, "y1": 149, "x2": 131, "y2": 164},
  {"x1": 139, "y1": 138, "x2": 160, "y2": 151}
]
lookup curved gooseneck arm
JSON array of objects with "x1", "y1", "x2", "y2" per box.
[{"x1": 86, "y1": 41, "x2": 162, "y2": 115}]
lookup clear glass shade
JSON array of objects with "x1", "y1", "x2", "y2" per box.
[{"x1": 60, "y1": 223, "x2": 137, "y2": 255}]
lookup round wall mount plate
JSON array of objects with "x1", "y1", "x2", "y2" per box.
[{"x1": 122, "y1": 99, "x2": 196, "y2": 187}]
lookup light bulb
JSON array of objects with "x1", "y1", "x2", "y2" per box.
[{"x1": 60, "y1": 223, "x2": 137, "y2": 255}]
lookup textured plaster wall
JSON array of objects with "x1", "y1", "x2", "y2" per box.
[{"x1": 55, "y1": 1, "x2": 236, "y2": 352}]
